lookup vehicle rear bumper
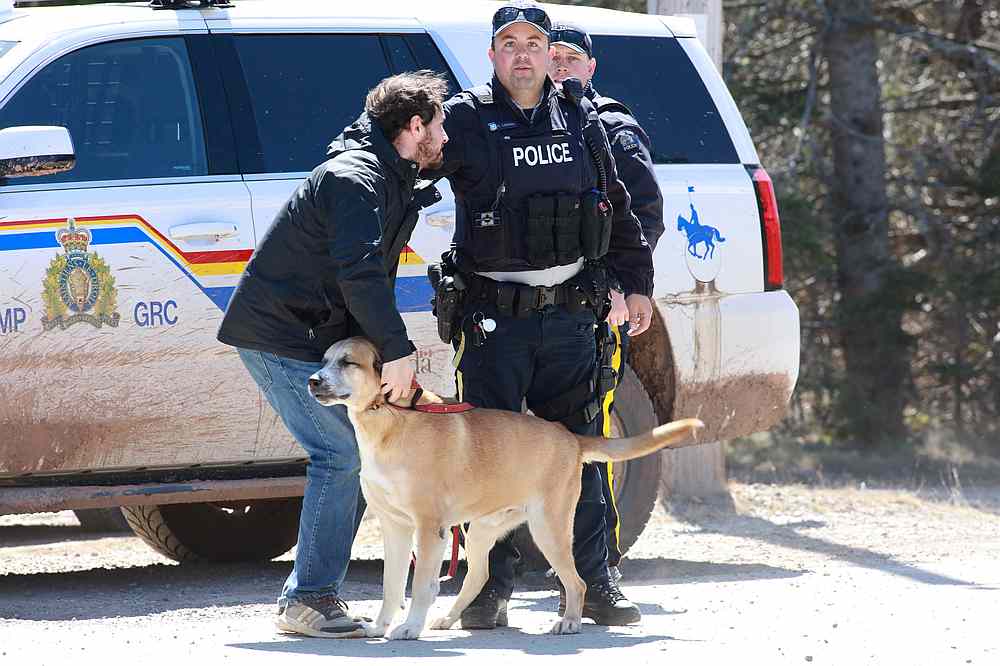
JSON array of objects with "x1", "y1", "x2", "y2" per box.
[{"x1": 657, "y1": 288, "x2": 800, "y2": 441}]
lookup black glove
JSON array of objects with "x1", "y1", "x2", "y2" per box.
[{"x1": 561, "y1": 77, "x2": 584, "y2": 106}]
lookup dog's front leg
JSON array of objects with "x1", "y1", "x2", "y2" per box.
[
  {"x1": 387, "y1": 524, "x2": 449, "y2": 640},
  {"x1": 366, "y1": 513, "x2": 413, "y2": 638},
  {"x1": 430, "y1": 520, "x2": 501, "y2": 630}
]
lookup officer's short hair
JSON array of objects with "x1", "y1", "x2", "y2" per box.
[{"x1": 366, "y1": 70, "x2": 449, "y2": 141}]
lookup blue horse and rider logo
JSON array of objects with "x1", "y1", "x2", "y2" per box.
[{"x1": 677, "y1": 190, "x2": 726, "y2": 260}]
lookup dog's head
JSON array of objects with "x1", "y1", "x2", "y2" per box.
[{"x1": 308, "y1": 337, "x2": 383, "y2": 410}]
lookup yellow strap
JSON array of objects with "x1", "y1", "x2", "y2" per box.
[
  {"x1": 453, "y1": 330, "x2": 466, "y2": 401},
  {"x1": 601, "y1": 323, "x2": 624, "y2": 549}
]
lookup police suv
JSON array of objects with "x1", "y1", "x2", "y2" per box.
[{"x1": 0, "y1": 0, "x2": 799, "y2": 562}]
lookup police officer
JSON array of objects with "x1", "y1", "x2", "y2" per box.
[
  {"x1": 548, "y1": 22, "x2": 665, "y2": 579},
  {"x1": 426, "y1": 1, "x2": 654, "y2": 628},
  {"x1": 218, "y1": 72, "x2": 449, "y2": 638}
]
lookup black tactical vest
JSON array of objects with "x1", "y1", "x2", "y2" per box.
[{"x1": 454, "y1": 85, "x2": 596, "y2": 273}]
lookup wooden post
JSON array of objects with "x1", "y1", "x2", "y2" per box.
[
  {"x1": 647, "y1": 0, "x2": 730, "y2": 500},
  {"x1": 648, "y1": 0, "x2": 723, "y2": 70}
]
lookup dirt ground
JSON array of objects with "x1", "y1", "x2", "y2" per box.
[{"x1": 1, "y1": 481, "x2": 998, "y2": 665}]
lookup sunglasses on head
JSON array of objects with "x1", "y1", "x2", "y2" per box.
[
  {"x1": 550, "y1": 28, "x2": 589, "y2": 51},
  {"x1": 492, "y1": 6, "x2": 552, "y2": 35}
]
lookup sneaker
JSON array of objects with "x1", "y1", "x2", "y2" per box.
[
  {"x1": 276, "y1": 594, "x2": 367, "y2": 638},
  {"x1": 559, "y1": 577, "x2": 642, "y2": 626},
  {"x1": 459, "y1": 585, "x2": 509, "y2": 630}
]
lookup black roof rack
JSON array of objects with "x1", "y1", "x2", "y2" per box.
[{"x1": 150, "y1": 0, "x2": 234, "y2": 9}]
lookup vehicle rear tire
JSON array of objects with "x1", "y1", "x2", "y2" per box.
[
  {"x1": 121, "y1": 498, "x2": 302, "y2": 563},
  {"x1": 74, "y1": 508, "x2": 131, "y2": 532},
  {"x1": 510, "y1": 364, "x2": 662, "y2": 572}
]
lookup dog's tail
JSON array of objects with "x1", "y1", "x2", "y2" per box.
[{"x1": 579, "y1": 418, "x2": 704, "y2": 463}]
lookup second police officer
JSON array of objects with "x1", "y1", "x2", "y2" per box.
[
  {"x1": 426, "y1": 1, "x2": 654, "y2": 629},
  {"x1": 548, "y1": 22, "x2": 666, "y2": 581}
]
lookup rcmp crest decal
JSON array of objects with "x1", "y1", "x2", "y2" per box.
[{"x1": 41, "y1": 218, "x2": 121, "y2": 330}]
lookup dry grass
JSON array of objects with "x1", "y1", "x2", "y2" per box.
[{"x1": 725, "y1": 429, "x2": 1000, "y2": 492}]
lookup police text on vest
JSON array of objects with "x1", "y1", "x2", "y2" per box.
[{"x1": 512, "y1": 143, "x2": 574, "y2": 167}]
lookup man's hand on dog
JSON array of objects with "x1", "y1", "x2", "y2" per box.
[{"x1": 381, "y1": 354, "x2": 415, "y2": 402}]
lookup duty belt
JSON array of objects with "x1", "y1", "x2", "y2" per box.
[{"x1": 465, "y1": 273, "x2": 591, "y2": 318}]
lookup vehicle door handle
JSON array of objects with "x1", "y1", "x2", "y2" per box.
[
  {"x1": 425, "y1": 206, "x2": 455, "y2": 228},
  {"x1": 168, "y1": 222, "x2": 239, "y2": 242}
]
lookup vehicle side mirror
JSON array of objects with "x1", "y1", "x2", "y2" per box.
[{"x1": 0, "y1": 126, "x2": 75, "y2": 179}]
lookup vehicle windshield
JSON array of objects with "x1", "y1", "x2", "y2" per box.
[{"x1": 0, "y1": 41, "x2": 17, "y2": 59}]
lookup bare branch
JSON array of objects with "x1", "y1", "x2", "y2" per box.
[
  {"x1": 790, "y1": 30, "x2": 823, "y2": 169},
  {"x1": 866, "y1": 17, "x2": 1000, "y2": 76}
]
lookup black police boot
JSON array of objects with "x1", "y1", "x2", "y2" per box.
[
  {"x1": 559, "y1": 577, "x2": 642, "y2": 626},
  {"x1": 460, "y1": 584, "x2": 509, "y2": 630}
]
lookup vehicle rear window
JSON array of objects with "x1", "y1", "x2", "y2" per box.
[
  {"x1": 590, "y1": 36, "x2": 738, "y2": 164},
  {"x1": 0, "y1": 41, "x2": 16, "y2": 59}
]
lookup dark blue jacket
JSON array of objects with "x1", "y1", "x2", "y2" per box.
[{"x1": 588, "y1": 86, "x2": 665, "y2": 251}]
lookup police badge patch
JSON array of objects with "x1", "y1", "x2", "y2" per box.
[
  {"x1": 41, "y1": 218, "x2": 121, "y2": 330},
  {"x1": 615, "y1": 129, "x2": 640, "y2": 153}
]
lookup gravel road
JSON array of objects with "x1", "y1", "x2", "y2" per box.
[{"x1": 2, "y1": 482, "x2": 998, "y2": 665}]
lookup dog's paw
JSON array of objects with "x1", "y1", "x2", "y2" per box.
[
  {"x1": 549, "y1": 617, "x2": 581, "y2": 635},
  {"x1": 387, "y1": 621, "x2": 424, "y2": 640},
  {"x1": 361, "y1": 621, "x2": 387, "y2": 638},
  {"x1": 429, "y1": 616, "x2": 455, "y2": 630}
]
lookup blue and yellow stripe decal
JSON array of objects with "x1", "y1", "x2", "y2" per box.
[{"x1": 0, "y1": 214, "x2": 435, "y2": 313}]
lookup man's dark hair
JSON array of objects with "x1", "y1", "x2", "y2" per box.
[{"x1": 366, "y1": 70, "x2": 449, "y2": 141}]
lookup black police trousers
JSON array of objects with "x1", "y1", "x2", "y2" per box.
[{"x1": 453, "y1": 299, "x2": 609, "y2": 598}]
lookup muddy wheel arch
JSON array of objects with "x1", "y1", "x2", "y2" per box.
[{"x1": 631, "y1": 303, "x2": 731, "y2": 498}]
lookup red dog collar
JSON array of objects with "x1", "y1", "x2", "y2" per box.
[{"x1": 414, "y1": 402, "x2": 476, "y2": 414}]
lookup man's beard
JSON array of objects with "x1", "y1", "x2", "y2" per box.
[{"x1": 417, "y1": 136, "x2": 443, "y2": 170}]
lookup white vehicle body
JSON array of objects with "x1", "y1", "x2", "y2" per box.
[{"x1": 0, "y1": 1, "x2": 798, "y2": 532}]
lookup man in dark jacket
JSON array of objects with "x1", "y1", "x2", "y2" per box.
[
  {"x1": 549, "y1": 22, "x2": 666, "y2": 579},
  {"x1": 217, "y1": 71, "x2": 449, "y2": 638}
]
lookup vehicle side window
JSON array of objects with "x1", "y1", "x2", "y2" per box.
[
  {"x1": 230, "y1": 34, "x2": 392, "y2": 174},
  {"x1": 590, "y1": 36, "x2": 738, "y2": 164},
  {"x1": 384, "y1": 34, "x2": 460, "y2": 95},
  {"x1": 382, "y1": 35, "x2": 420, "y2": 73},
  {"x1": 0, "y1": 37, "x2": 207, "y2": 184}
]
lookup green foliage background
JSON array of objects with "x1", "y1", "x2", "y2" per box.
[{"x1": 558, "y1": 1, "x2": 999, "y2": 452}]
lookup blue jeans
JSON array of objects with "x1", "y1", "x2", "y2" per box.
[{"x1": 238, "y1": 348, "x2": 366, "y2": 604}]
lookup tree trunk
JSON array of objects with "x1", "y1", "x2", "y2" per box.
[
  {"x1": 824, "y1": 0, "x2": 909, "y2": 447},
  {"x1": 955, "y1": 0, "x2": 985, "y2": 42}
]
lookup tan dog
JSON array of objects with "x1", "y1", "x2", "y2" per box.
[{"x1": 308, "y1": 337, "x2": 703, "y2": 640}]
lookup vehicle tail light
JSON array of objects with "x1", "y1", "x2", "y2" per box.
[{"x1": 749, "y1": 166, "x2": 783, "y2": 290}]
